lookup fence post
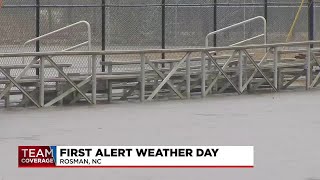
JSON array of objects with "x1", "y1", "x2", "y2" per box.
[
  {"x1": 213, "y1": 0, "x2": 217, "y2": 47},
  {"x1": 102, "y1": 0, "x2": 106, "y2": 72},
  {"x1": 161, "y1": 0, "x2": 166, "y2": 60},
  {"x1": 264, "y1": 0, "x2": 268, "y2": 44},
  {"x1": 36, "y1": 0, "x2": 40, "y2": 75},
  {"x1": 264, "y1": 0, "x2": 268, "y2": 22},
  {"x1": 308, "y1": 0, "x2": 314, "y2": 48}
]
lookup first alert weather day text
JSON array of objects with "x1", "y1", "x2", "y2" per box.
[{"x1": 18, "y1": 146, "x2": 254, "y2": 168}]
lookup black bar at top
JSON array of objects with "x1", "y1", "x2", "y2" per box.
[
  {"x1": 264, "y1": 0, "x2": 268, "y2": 44},
  {"x1": 213, "y1": 0, "x2": 217, "y2": 47},
  {"x1": 36, "y1": 0, "x2": 40, "y2": 75},
  {"x1": 308, "y1": 0, "x2": 314, "y2": 48},
  {"x1": 102, "y1": 0, "x2": 106, "y2": 72},
  {"x1": 161, "y1": 0, "x2": 165, "y2": 61}
]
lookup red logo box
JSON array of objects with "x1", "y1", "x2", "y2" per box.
[{"x1": 18, "y1": 146, "x2": 55, "y2": 168}]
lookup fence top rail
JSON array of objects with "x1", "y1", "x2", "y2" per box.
[{"x1": 0, "y1": 41, "x2": 319, "y2": 58}]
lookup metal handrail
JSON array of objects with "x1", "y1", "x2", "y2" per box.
[
  {"x1": 0, "y1": 40, "x2": 318, "y2": 57},
  {"x1": 22, "y1": 20, "x2": 92, "y2": 72},
  {"x1": 205, "y1": 16, "x2": 267, "y2": 47}
]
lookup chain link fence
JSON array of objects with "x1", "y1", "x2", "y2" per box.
[{"x1": 0, "y1": 0, "x2": 319, "y2": 74}]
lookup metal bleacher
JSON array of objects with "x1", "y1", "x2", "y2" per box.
[{"x1": 1, "y1": 19, "x2": 320, "y2": 108}]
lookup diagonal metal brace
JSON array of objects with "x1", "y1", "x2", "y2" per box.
[
  {"x1": 120, "y1": 82, "x2": 141, "y2": 100},
  {"x1": 44, "y1": 56, "x2": 93, "y2": 104},
  {"x1": 205, "y1": 51, "x2": 241, "y2": 95},
  {"x1": 283, "y1": 70, "x2": 305, "y2": 89},
  {"x1": 240, "y1": 48, "x2": 272, "y2": 91},
  {"x1": 0, "y1": 66, "x2": 40, "y2": 107},
  {"x1": 44, "y1": 77, "x2": 91, "y2": 107},
  {"x1": 147, "y1": 52, "x2": 190, "y2": 100},
  {"x1": 242, "y1": 50, "x2": 277, "y2": 92},
  {"x1": 0, "y1": 57, "x2": 39, "y2": 100},
  {"x1": 205, "y1": 50, "x2": 238, "y2": 95},
  {"x1": 310, "y1": 53, "x2": 320, "y2": 87},
  {"x1": 147, "y1": 60, "x2": 185, "y2": 99}
]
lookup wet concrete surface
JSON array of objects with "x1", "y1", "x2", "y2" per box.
[{"x1": 0, "y1": 90, "x2": 320, "y2": 180}]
